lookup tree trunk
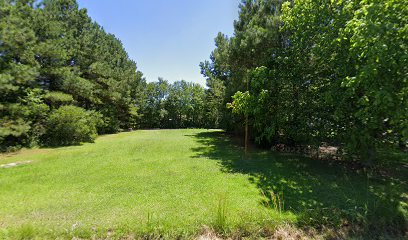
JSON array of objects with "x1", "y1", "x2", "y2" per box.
[{"x1": 245, "y1": 115, "x2": 248, "y2": 155}]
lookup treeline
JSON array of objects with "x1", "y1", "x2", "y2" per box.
[
  {"x1": 201, "y1": 0, "x2": 407, "y2": 163},
  {"x1": 0, "y1": 0, "x2": 212, "y2": 151},
  {"x1": 2, "y1": 0, "x2": 406, "y2": 159},
  {"x1": 140, "y1": 78, "x2": 207, "y2": 129},
  {"x1": 0, "y1": 0, "x2": 147, "y2": 150},
  {"x1": 0, "y1": 0, "x2": 144, "y2": 150}
]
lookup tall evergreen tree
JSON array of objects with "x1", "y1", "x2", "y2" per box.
[{"x1": 0, "y1": 0, "x2": 146, "y2": 150}]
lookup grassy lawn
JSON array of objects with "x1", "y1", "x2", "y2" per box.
[{"x1": 0, "y1": 129, "x2": 407, "y2": 239}]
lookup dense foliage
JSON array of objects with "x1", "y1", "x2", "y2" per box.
[
  {"x1": 1, "y1": 0, "x2": 406, "y2": 162},
  {"x1": 0, "y1": 0, "x2": 146, "y2": 150},
  {"x1": 42, "y1": 105, "x2": 100, "y2": 146},
  {"x1": 201, "y1": 0, "x2": 407, "y2": 163},
  {"x1": 0, "y1": 0, "x2": 214, "y2": 150},
  {"x1": 140, "y1": 78, "x2": 207, "y2": 129}
]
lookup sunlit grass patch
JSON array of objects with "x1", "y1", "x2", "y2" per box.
[{"x1": 0, "y1": 129, "x2": 406, "y2": 239}]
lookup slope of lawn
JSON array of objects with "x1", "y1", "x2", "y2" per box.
[{"x1": 0, "y1": 129, "x2": 407, "y2": 239}]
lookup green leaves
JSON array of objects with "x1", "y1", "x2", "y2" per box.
[
  {"x1": 227, "y1": 91, "x2": 252, "y2": 116},
  {"x1": 0, "y1": 0, "x2": 145, "y2": 150},
  {"x1": 43, "y1": 105, "x2": 99, "y2": 146},
  {"x1": 205, "y1": 0, "x2": 407, "y2": 161},
  {"x1": 140, "y1": 79, "x2": 207, "y2": 129}
]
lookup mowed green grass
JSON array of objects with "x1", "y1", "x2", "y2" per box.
[
  {"x1": 0, "y1": 129, "x2": 406, "y2": 239},
  {"x1": 0, "y1": 130, "x2": 292, "y2": 239}
]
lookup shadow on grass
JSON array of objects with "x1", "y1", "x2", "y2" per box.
[{"x1": 189, "y1": 130, "x2": 408, "y2": 238}]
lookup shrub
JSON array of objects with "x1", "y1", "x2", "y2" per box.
[{"x1": 43, "y1": 105, "x2": 100, "y2": 146}]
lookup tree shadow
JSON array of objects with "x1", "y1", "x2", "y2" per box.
[{"x1": 189, "y1": 130, "x2": 408, "y2": 238}]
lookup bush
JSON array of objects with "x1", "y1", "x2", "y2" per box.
[{"x1": 43, "y1": 105, "x2": 100, "y2": 146}]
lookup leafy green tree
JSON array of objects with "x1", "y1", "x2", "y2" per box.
[
  {"x1": 340, "y1": 0, "x2": 408, "y2": 160},
  {"x1": 281, "y1": 0, "x2": 407, "y2": 162},
  {"x1": 204, "y1": 0, "x2": 407, "y2": 163},
  {"x1": 201, "y1": 0, "x2": 285, "y2": 136},
  {"x1": 164, "y1": 80, "x2": 206, "y2": 128},
  {"x1": 140, "y1": 78, "x2": 170, "y2": 128}
]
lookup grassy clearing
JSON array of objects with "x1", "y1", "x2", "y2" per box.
[{"x1": 0, "y1": 129, "x2": 406, "y2": 239}]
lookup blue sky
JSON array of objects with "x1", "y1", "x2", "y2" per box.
[{"x1": 77, "y1": 0, "x2": 239, "y2": 85}]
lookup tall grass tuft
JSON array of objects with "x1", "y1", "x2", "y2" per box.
[
  {"x1": 146, "y1": 211, "x2": 154, "y2": 231},
  {"x1": 262, "y1": 190, "x2": 284, "y2": 216},
  {"x1": 15, "y1": 224, "x2": 35, "y2": 240},
  {"x1": 214, "y1": 194, "x2": 228, "y2": 231}
]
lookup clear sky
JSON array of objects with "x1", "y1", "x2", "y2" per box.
[{"x1": 76, "y1": 0, "x2": 239, "y2": 86}]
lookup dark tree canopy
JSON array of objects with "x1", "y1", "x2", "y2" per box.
[
  {"x1": 201, "y1": 0, "x2": 407, "y2": 163},
  {"x1": 0, "y1": 0, "x2": 145, "y2": 150}
]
